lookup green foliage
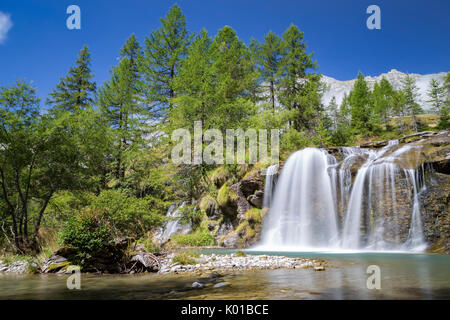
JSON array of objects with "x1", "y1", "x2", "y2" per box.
[
  {"x1": 137, "y1": 234, "x2": 161, "y2": 253},
  {"x1": 402, "y1": 74, "x2": 423, "y2": 131},
  {"x1": 47, "y1": 45, "x2": 96, "y2": 112},
  {"x1": 171, "y1": 226, "x2": 215, "y2": 247},
  {"x1": 348, "y1": 72, "x2": 375, "y2": 136},
  {"x1": 245, "y1": 208, "x2": 262, "y2": 224},
  {"x1": 141, "y1": 4, "x2": 190, "y2": 117},
  {"x1": 280, "y1": 128, "x2": 312, "y2": 155},
  {"x1": 172, "y1": 251, "x2": 197, "y2": 265},
  {"x1": 217, "y1": 182, "x2": 230, "y2": 207},
  {"x1": 235, "y1": 250, "x2": 246, "y2": 257},
  {"x1": 59, "y1": 209, "x2": 112, "y2": 256},
  {"x1": 90, "y1": 190, "x2": 166, "y2": 238}
]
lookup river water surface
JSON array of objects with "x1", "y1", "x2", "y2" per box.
[{"x1": 0, "y1": 251, "x2": 449, "y2": 299}]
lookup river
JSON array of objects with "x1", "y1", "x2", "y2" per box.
[{"x1": 0, "y1": 251, "x2": 449, "y2": 299}]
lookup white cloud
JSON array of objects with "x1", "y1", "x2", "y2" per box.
[{"x1": 0, "y1": 11, "x2": 13, "y2": 44}]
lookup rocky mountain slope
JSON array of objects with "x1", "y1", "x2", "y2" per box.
[{"x1": 322, "y1": 69, "x2": 448, "y2": 110}]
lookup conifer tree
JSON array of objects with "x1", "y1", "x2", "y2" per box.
[
  {"x1": 171, "y1": 29, "x2": 214, "y2": 129},
  {"x1": 277, "y1": 24, "x2": 319, "y2": 131},
  {"x1": 253, "y1": 31, "x2": 283, "y2": 110},
  {"x1": 402, "y1": 74, "x2": 422, "y2": 132},
  {"x1": 141, "y1": 4, "x2": 190, "y2": 118},
  {"x1": 47, "y1": 45, "x2": 96, "y2": 112},
  {"x1": 208, "y1": 26, "x2": 257, "y2": 131},
  {"x1": 98, "y1": 34, "x2": 144, "y2": 181},
  {"x1": 427, "y1": 78, "x2": 445, "y2": 114},
  {"x1": 348, "y1": 72, "x2": 374, "y2": 135},
  {"x1": 373, "y1": 77, "x2": 395, "y2": 126},
  {"x1": 328, "y1": 96, "x2": 339, "y2": 130}
]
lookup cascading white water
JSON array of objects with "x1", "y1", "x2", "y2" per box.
[
  {"x1": 157, "y1": 202, "x2": 191, "y2": 243},
  {"x1": 254, "y1": 140, "x2": 428, "y2": 252},
  {"x1": 257, "y1": 148, "x2": 339, "y2": 250},
  {"x1": 263, "y1": 164, "x2": 278, "y2": 208}
]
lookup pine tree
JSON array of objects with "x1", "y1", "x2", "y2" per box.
[
  {"x1": 47, "y1": 45, "x2": 96, "y2": 112},
  {"x1": 140, "y1": 4, "x2": 190, "y2": 118},
  {"x1": 328, "y1": 96, "x2": 339, "y2": 130},
  {"x1": 253, "y1": 31, "x2": 283, "y2": 110},
  {"x1": 208, "y1": 26, "x2": 257, "y2": 131},
  {"x1": 427, "y1": 78, "x2": 445, "y2": 114},
  {"x1": 348, "y1": 72, "x2": 374, "y2": 135},
  {"x1": 402, "y1": 73, "x2": 422, "y2": 132},
  {"x1": 98, "y1": 35, "x2": 144, "y2": 181},
  {"x1": 438, "y1": 72, "x2": 450, "y2": 129},
  {"x1": 277, "y1": 24, "x2": 319, "y2": 131},
  {"x1": 171, "y1": 29, "x2": 214, "y2": 129},
  {"x1": 373, "y1": 77, "x2": 395, "y2": 126}
]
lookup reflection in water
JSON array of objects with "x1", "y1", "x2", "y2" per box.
[{"x1": 0, "y1": 252, "x2": 449, "y2": 299}]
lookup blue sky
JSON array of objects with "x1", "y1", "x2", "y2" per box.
[{"x1": 0, "y1": 0, "x2": 449, "y2": 102}]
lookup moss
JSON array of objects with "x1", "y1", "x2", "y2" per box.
[
  {"x1": 235, "y1": 221, "x2": 249, "y2": 235},
  {"x1": 217, "y1": 182, "x2": 230, "y2": 207},
  {"x1": 243, "y1": 226, "x2": 256, "y2": 242},
  {"x1": 246, "y1": 208, "x2": 262, "y2": 224},
  {"x1": 210, "y1": 166, "x2": 231, "y2": 188}
]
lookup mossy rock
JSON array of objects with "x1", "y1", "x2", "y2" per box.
[
  {"x1": 210, "y1": 166, "x2": 231, "y2": 188},
  {"x1": 217, "y1": 182, "x2": 230, "y2": 207},
  {"x1": 245, "y1": 208, "x2": 262, "y2": 224}
]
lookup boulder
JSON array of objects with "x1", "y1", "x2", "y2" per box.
[{"x1": 221, "y1": 232, "x2": 241, "y2": 248}]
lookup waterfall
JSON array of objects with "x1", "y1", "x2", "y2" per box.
[
  {"x1": 156, "y1": 202, "x2": 191, "y2": 243},
  {"x1": 263, "y1": 164, "x2": 278, "y2": 208},
  {"x1": 254, "y1": 140, "x2": 428, "y2": 252},
  {"x1": 258, "y1": 148, "x2": 339, "y2": 250}
]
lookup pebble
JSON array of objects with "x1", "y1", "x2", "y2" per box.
[
  {"x1": 192, "y1": 281, "x2": 204, "y2": 289},
  {"x1": 213, "y1": 282, "x2": 229, "y2": 288},
  {"x1": 157, "y1": 253, "x2": 327, "y2": 275}
]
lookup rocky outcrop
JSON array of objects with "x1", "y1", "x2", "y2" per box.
[
  {"x1": 40, "y1": 238, "x2": 164, "y2": 274},
  {"x1": 216, "y1": 170, "x2": 266, "y2": 248},
  {"x1": 0, "y1": 260, "x2": 36, "y2": 274},
  {"x1": 420, "y1": 172, "x2": 450, "y2": 253}
]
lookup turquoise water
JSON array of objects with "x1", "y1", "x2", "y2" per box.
[{"x1": 0, "y1": 251, "x2": 449, "y2": 299}]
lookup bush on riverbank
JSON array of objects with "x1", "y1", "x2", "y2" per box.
[{"x1": 59, "y1": 209, "x2": 113, "y2": 260}]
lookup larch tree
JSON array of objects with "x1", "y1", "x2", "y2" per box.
[{"x1": 140, "y1": 4, "x2": 190, "y2": 119}]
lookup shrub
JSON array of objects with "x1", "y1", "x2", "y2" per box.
[
  {"x1": 90, "y1": 190, "x2": 166, "y2": 238},
  {"x1": 137, "y1": 233, "x2": 161, "y2": 253},
  {"x1": 171, "y1": 228, "x2": 215, "y2": 247},
  {"x1": 172, "y1": 251, "x2": 197, "y2": 265},
  {"x1": 59, "y1": 209, "x2": 112, "y2": 256},
  {"x1": 199, "y1": 195, "x2": 218, "y2": 217},
  {"x1": 235, "y1": 250, "x2": 246, "y2": 257}
]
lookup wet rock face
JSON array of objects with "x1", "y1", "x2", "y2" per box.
[{"x1": 420, "y1": 173, "x2": 450, "y2": 253}]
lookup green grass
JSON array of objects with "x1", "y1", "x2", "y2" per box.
[
  {"x1": 172, "y1": 251, "x2": 198, "y2": 265},
  {"x1": 171, "y1": 229, "x2": 215, "y2": 247},
  {"x1": 235, "y1": 250, "x2": 246, "y2": 257}
]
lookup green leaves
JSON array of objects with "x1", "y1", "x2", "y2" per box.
[
  {"x1": 140, "y1": 4, "x2": 190, "y2": 118},
  {"x1": 47, "y1": 45, "x2": 96, "y2": 113}
]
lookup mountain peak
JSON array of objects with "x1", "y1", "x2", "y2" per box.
[{"x1": 322, "y1": 70, "x2": 448, "y2": 110}]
